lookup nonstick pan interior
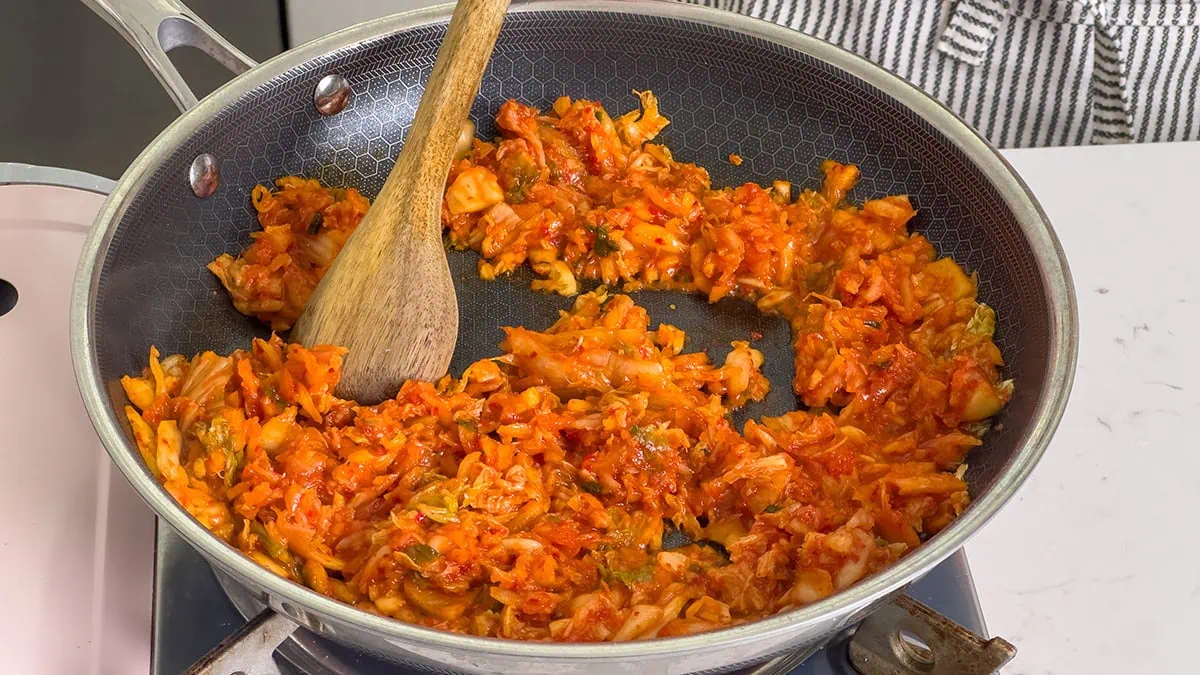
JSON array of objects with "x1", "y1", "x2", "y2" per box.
[{"x1": 88, "y1": 9, "x2": 1052, "y2": 522}]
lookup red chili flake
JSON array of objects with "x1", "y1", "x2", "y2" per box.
[
  {"x1": 647, "y1": 204, "x2": 670, "y2": 224},
  {"x1": 415, "y1": 512, "x2": 427, "y2": 524},
  {"x1": 750, "y1": 331, "x2": 763, "y2": 341},
  {"x1": 655, "y1": 237, "x2": 665, "y2": 245},
  {"x1": 529, "y1": 351, "x2": 538, "y2": 358}
]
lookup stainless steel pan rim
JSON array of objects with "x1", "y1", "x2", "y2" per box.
[
  {"x1": 71, "y1": 0, "x2": 1078, "y2": 662},
  {"x1": 0, "y1": 162, "x2": 116, "y2": 194}
]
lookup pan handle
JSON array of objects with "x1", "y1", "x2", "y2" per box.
[{"x1": 80, "y1": 0, "x2": 257, "y2": 111}]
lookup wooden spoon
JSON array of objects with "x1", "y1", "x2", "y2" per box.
[{"x1": 292, "y1": 0, "x2": 510, "y2": 403}]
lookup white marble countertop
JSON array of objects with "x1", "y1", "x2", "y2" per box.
[{"x1": 968, "y1": 140, "x2": 1200, "y2": 674}]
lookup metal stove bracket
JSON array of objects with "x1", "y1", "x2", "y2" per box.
[
  {"x1": 847, "y1": 595, "x2": 1016, "y2": 675},
  {"x1": 183, "y1": 609, "x2": 298, "y2": 675}
]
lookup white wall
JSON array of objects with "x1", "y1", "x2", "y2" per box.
[{"x1": 287, "y1": 0, "x2": 449, "y2": 44}]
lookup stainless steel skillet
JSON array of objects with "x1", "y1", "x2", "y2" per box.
[{"x1": 71, "y1": 0, "x2": 1077, "y2": 672}]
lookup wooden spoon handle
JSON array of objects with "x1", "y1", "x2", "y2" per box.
[
  {"x1": 291, "y1": 0, "x2": 508, "y2": 400},
  {"x1": 373, "y1": 0, "x2": 510, "y2": 239}
]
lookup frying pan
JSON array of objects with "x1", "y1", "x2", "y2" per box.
[{"x1": 70, "y1": 0, "x2": 1078, "y2": 673}]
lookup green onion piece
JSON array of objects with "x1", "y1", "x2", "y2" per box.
[
  {"x1": 580, "y1": 481, "x2": 605, "y2": 495},
  {"x1": 587, "y1": 224, "x2": 620, "y2": 257},
  {"x1": 403, "y1": 543, "x2": 441, "y2": 565}
]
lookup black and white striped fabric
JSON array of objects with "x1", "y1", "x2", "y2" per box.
[{"x1": 685, "y1": 0, "x2": 1200, "y2": 147}]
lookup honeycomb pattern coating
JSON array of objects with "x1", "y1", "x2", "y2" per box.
[{"x1": 92, "y1": 11, "x2": 1049, "y2": 508}]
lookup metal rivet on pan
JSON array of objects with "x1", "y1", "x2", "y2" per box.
[
  {"x1": 188, "y1": 153, "x2": 219, "y2": 198},
  {"x1": 314, "y1": 74, "x2": 351, "y2": 115}
]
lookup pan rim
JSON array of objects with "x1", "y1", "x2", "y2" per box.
[{"x1": 70, "y1": 0, "x2": 1078, "y2": 661}]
